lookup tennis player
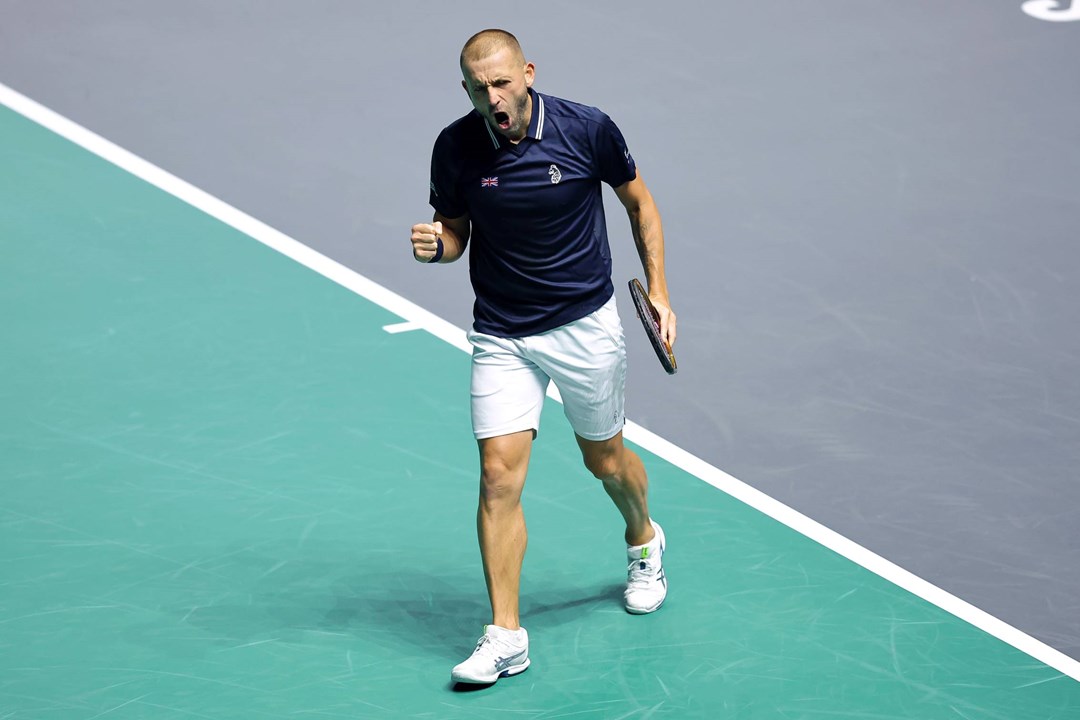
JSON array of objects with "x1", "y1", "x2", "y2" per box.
[{"x1": 409, "y1": 28, "x2": 677, "y2": 685}]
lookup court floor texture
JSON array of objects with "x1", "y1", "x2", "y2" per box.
[{"x1": 2, "y1": 86, "x2": 1079, "y2": 718}]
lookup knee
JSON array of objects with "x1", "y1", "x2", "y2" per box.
[{"x1": 479, "y1": 457, "x2": 525, "y2": 504}]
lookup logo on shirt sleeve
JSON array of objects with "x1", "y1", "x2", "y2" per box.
[
  {"x1": 548, "y1": 165, "x2": 562, "y2": 184},
  {"x1": 481, "y1": 177, "x2": 499, "y2": 187}
]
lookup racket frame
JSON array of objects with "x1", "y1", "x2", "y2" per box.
[{"x1": 628, "y1": 278, "x2": 677, "y2": 375}]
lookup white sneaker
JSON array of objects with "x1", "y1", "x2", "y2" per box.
[
  {"x1": 625, "y1": 520, "x2": 667, "y2": 614},
  {"x1": 451, "y1": 625, "x2": 530, "y2": 684}
]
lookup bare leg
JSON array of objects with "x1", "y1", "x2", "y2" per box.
[
  {"x1": 576, "y1": 431, "x2": 655, "y2": 546},
  {"x1": 476, "y1": 430, "x2": 534, "y2": 630}
]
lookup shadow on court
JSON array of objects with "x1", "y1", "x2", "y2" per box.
[{"x1": 172, "y1": 554, "x2": 624, "y2": 662}]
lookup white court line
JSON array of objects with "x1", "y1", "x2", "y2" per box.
[
  {"x1": 382, "y1": 321, "x2": 424, "y2": 334},
  {"x1": 2, "y1": 81, "x2": 1077, "y2": 682}
]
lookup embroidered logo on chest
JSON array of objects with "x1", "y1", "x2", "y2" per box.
[
  {"x1": 481, "y1": 177, "x2": 499, "y2": 188},
  {"x1": 548, "y1": 165, "x2": 562, "y2": 184}
]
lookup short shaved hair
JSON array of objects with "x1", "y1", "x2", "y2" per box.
[{"x1": 460, "y1": 29, "x2": 525, "y2": 69}]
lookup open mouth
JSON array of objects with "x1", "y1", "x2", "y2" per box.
[{"x1": 493, "y1": 111, "x2": 511, "y2": 130}]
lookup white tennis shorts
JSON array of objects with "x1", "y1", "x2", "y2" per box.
[{"x1": 468, "y1": 295, "x2": 627, "y2": 441}]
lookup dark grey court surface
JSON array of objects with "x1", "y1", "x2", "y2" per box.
[{"x1": 2, "y1": 0, "x2": 1078, "y2": 666}]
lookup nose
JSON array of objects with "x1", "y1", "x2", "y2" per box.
[{"x1": 486, "y1": 86, "x2": 500, "y2": 107}]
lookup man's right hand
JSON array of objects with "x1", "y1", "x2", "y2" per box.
[{"x1": 411, "y1": 221, "x2": 443, "y2": 263}]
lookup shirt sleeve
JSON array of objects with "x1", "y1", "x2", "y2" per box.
[
  {"x1": 429, "y1": 128, "x2": 467, "y2": 219},
  {"x1": 592, "y1": 112, "x2": 638, "y2": 188}
]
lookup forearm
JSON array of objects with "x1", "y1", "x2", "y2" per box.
[
  {"x1": 629, "y1": 199, "x2": 669, "y2": 302},
  {"x1": 614, "y1": 172, "x2": 677, "y2": 345}
]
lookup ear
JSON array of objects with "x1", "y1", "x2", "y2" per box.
[{"x1": 524, "y1": 62, "x2": 535, "y2": 88}]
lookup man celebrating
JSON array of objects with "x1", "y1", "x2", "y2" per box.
[{"x1": 410, "y1": 29, "x2": 677, "y2": 685}]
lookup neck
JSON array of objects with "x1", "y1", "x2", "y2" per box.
[{"x1": 508, "y1": 92, "x2": 533, "y2": 144}]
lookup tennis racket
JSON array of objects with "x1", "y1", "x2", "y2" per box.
[{"x1": 628, "y1": 278, "x2": 677, "y2": 375}]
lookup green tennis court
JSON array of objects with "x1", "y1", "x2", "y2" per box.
[{"x1": 2, "y1": 103, "x2": 1077, "y2": 718}]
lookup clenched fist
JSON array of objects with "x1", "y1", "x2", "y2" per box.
[{"x1": 410, "y1": 221, "x2": 443, "y2": 263}]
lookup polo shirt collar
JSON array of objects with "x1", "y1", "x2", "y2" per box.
[
  {"x1": 525, "y1": 88, "x2": 545, "y2": 140},
  {"x1": 482, "y1": 88, "x2": 546, "y2": 148}
]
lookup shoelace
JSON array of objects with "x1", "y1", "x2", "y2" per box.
[
  {"x1": 472, "y1": 631, "x2": 523, "y2": 659},
  {"x1": 626, "y1": 557, "x2": 660, "y2": 590}
]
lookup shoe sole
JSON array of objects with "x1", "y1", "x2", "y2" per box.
[
  {"x1": 625, "y1": 597, "x2": 665, "y2": 615},
  {"x1": 451, "y1": 657, "x2": 531, "y2": 685}
]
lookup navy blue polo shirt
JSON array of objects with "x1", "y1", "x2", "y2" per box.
[{"x1": 428, "y1": 89, "x2": 637, "y2": 338}]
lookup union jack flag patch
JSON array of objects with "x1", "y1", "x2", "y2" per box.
[{"x1": 481, "y1": 177, "x2": 499, "y2": 187}]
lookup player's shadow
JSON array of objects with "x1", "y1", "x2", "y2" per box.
[
  {"x1": 172, "y1": 553, "x2": 623, "y2": 671},
  {"x1": 319, "y1": 569, "x2": 486, "y2": 654},
  {"x1": 523, "y1": 581, "x2": 624, "y2": 629},
  {"x1": 320, "y1": 569, "x2": 623, "y2": 659}
]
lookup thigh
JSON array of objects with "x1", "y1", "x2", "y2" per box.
[
  {"x1": 468, "y1": 329, "x2": 550, "y2": 440},
  {"x1": 530, "y1": 296, "x2": 627, "y2": 442}
]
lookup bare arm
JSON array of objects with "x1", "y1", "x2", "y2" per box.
[
  {"x1": 614, "y1": 170, "x2": 676, "y2": 347},
  {"x1": 410, "y1": 211, "x2": 470, "y2": 264}
]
